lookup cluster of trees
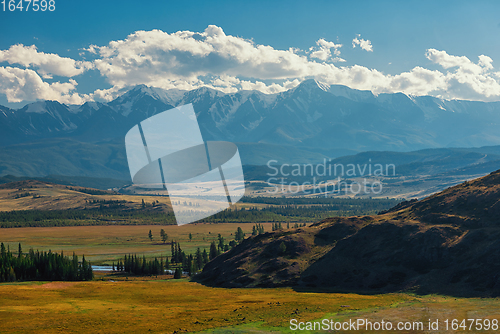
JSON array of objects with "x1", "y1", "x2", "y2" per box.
[
  {"x1": 193, "y1": 199, "x2": 401, "y2": 223},
  {"x1": 85, "y1": 199, "x2": 127, "y2": 210},
  {"x1": 148, "y1": 229, "x2": 169, "y2": 243},
  {"x1": 113, "y1": 241, "x2": 213, "y2": 278},
  {"x1": 67, "y1": 187, "x2": 111, "y2": 195},
  {"x1": 272, "y1": 222, "x2": 284, "y2": 231},
  {"x1": 13, "y1": 191, "x2": 32, "y2": 199},
  {"x1": 0, "y1": 242, "x2": 93, "y2": 282},
  {"x1": 207, "y1": 231, "x2": 246, "y2": 258},
  {"x1": 171, "y1": 241, "x2": 210, "y2": 276},
  {"x1": 113, "y1": 254, "x2": 166, "y2": 276},
  {"x1": 252, "y1": 223, "x2": 265, "y2": 235},
  {"x1": 270, "y1": 222, "x2": 306, "y2": 231},
  {"x1": 141, "y1": 199, "x2": 165, "y2": 209},
  {"x1": 0, "y1": 209, "x2": 177, "y2": 228},
  {"x1": 85, "y1": 199, "x2": 126, "y2": 205},
  {"x1": 240, "y1": 196, "x2": 399, "y2": 206}
]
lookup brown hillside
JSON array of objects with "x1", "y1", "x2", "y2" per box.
[
  {"x1": 197, "y1": 170, "x2": 500, "y2": 297},
  {"x1": 385, "y1": 169, "x2": 500, "y2": 227},
  {"x1": 0, "y1": 180, "x2": 171, "y2": 212}
]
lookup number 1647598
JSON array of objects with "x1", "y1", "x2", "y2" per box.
[{"x1": 2, "y1": 0, "x2": 55, "y2": 11}]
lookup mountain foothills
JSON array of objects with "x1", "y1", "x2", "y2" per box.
[{"x1": 196, "y1": 170, "x2": 500, "y2": 297}]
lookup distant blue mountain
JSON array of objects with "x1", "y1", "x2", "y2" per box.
[
  {"x1": 1, "y1": 79, "x2": 500, "y2": 152},
  {"x1": 1, "y1": 80, "x2": 500, "y2": 186}
]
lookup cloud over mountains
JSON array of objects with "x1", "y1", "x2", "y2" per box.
[{"x1": 1, "y1": 25, "x2": 500, "y2": 104}]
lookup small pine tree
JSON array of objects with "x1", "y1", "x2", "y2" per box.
[
  {"x1": 235, "y1": 227, "x2": 245, "y2": 242},
  {"x1": 202, "y1": 249, "x2": 209, "y2": 264},
  {"x1": 160, "y1": 229, "x2": 168, "y2": 243},
  {"x1": 171, "y1": 241, "x2": 176, "y2": 263},
  {"x1": 217, "y1": 234, "x2": 224, "y2": 252},
  {"x1": 174, "y1": 267, "x2": 182, "y2": 279},
  {"x1": 209, "y1": 241, "x2": 218, "y2": 260},
  {"x1": 279, "y1": 241, "x2": 286, "y2": 255},
  {"x1": 148, "y1": 230, "x2": 153, "y2": 241}
]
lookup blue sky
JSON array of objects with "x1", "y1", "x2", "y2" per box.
[{"x1": 1, "y1": 0, "x2": 500, "y2": 106}]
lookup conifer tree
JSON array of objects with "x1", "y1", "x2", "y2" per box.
[
  {"x1": 202, "y1": 249, "x2": 209, "y2": 264},
  {"x1": 160, "y1": 229, "x2": 167, "y2": 243},
  {"x1": 174, "y1": 267, "x2": 182, "y2": 279},
  {"x1": 209, "y1": 241, "x2": 218, "y2": 260}
]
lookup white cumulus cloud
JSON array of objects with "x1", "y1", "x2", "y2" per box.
[
  {"x1": 0, "y1": 66, "x2": 91, "y2": 104},
  {"x1": 425, "y1": 49, "x2": 500, "y2": 100},
  {"x1": 352, "y1": 35, "x2": 373, "y2": 52},
  {"x1": 310, "y1": 38, "x2": 344, "y2": 62},
  {"x1": 1, "y1": 26, "x2": 500, "y2": 104},
  {"x1": 0, "y1": 44, "x2": 92, "y2": 79}
]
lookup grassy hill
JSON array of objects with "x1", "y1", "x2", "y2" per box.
[
  {"x1": 196, "y1": 170, "x2": 500, "y2": 297},
  {"x1": 0, "y1": 180, "x2": 171, "y2": 212},
  {"x1": 0, "y1": 180, "x2": 176, "y2": 227}
]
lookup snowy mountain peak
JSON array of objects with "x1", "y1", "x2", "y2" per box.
[
  {"x1": 315, "y1": 80, "x2": 330, "y2": 92},
  {"x1": 328, "y1": 84, "x2": 375, "y2": 102},
  {"x1": 23, "y1": 101, "x2": 67, "y2": 114},
  {"x1": 296, "y1": 79, "x2": 328, "y2": 90}
]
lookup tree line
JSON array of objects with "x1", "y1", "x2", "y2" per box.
[
  {"x1": 0, "y1": 242, "x2": 93, "y2": 282},
  {"x1": 0, "y1": 209, "x2": 177, "y2": 228},
  {"x1": 0, "y1": 197, "x2": 401, "y2": 228},
  {"x1": 113, "y1": 254, "x2": 165, "y2": 276},
  {"x1": 116, "y1": 225, "x2": 253, "y2": 278},
  {"x1": 67, "y1": 186, "x2": 113, "y2": 195},
  {"x1": 113, "y1": 242, "x2": 211, "y2": 278}
]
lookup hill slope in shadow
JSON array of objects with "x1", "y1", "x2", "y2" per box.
[{"x1": 196, "y1": 170, "x2": 500, "y2": 296}]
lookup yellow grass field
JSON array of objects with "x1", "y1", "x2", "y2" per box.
[
  {"x1": 0, "y1": 223, "x2": 276, "y2": 263},
  {"x1": 1, "y1": 226, "x2": 499, "y2": 333},
  {"x1": 1, "y1": 279, "x2": 499, "y2": 333}
]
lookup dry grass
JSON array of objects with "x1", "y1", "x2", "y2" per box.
[
  {"x1": 1, "y1": 279, "x2": 499, "y2": 333},
  {"x1": 0, "y1": 182, "x2": 173, "y2": 212},
  {"x1": 0, "y1": 279, "x2": 405, "y2": 333}
]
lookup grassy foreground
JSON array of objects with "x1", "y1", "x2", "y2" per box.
[{"x1": 1, "y1": 279, "x2": 499, "y2": 333}]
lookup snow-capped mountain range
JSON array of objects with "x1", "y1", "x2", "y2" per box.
[{"x1": 1, "y1": 79, "x2": 500, "y2": 156}]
